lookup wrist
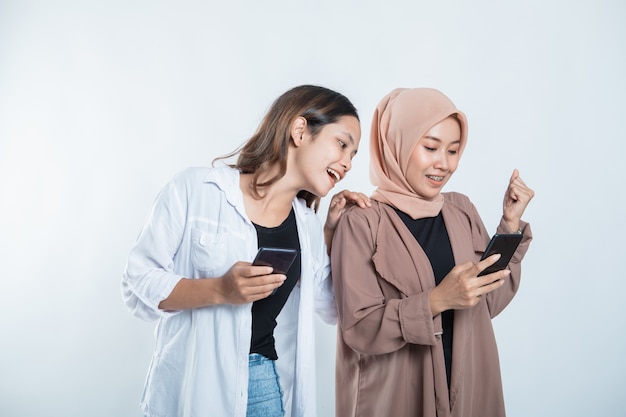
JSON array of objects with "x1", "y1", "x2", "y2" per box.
[
  {"x1": 429, "y1": 288, "x2": 445, "y2": 317},
  {"x1": 503, "y1": 219, "x2": 520, "y2": 234},
  {"x1": 213, "y1": 277, "x2": 230, "y2": 305}
]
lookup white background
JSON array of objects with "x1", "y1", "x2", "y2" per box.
[{"x1": 1, "y1": 1, "x2": 624, "y2": 416}]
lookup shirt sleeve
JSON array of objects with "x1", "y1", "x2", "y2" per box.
[
  {"x1": 121, "y1": 178, "x2": 187, "y2": 321},
  {"x1": 300, "y1": 204, "x2": 337, "y2": 325},
  {"x1": 314, "y1": 249, "x2": 337, "y2": 325}
]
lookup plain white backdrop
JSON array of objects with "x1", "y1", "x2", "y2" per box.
[{"x1": 1, "y1": 1, "x2": 624, "y2": 416}]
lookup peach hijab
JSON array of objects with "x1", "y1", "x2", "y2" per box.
[{"x1": 370, "y1": 88, "x2": 468, "y2": 219}]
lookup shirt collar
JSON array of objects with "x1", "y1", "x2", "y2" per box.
[{"x1": 204, "y1": 165, "x2": 316, "y2": 221}]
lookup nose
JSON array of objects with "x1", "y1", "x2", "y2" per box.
[
  {"x1": 341, "y1": 155, "x2": 352, "y2": 173},
  {"x1": 434, "y1": 152, "x2": 449, "y2": 171}
]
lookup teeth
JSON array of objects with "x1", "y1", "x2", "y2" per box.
[
  {"x1": 428, "y1": 175, "x2": 444, "y2": 181},
  {"x1": 327, "y1": 168, "x2": 341, "y2": 183}
]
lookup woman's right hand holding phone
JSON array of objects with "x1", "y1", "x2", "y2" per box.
[
  {"x1": 218, "y1": 262, "x2": 287, "y2": 304},
  {"x1": 158, "y1": 262, "x2": 286, "y2": 311},
  {"x1": 429, "y1": 254, "x2": 509, "y2": 317}
]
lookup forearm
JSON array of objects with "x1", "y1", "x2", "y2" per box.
[
  {"x1": 429, "y1": 287, "x2": 447, "y2": 317},
  {"x1": 158, "y1": 277, "x2": 226, "y2": 311}
]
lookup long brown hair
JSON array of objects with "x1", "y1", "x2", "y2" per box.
[{"x1": 214, "y1": 85, "x2": 359, "y2": 211}]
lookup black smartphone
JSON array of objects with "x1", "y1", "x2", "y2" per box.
[
  {"x1": 477, "y1": 233, "x2": 523, "y2": 277},
  {"x1": 252, "y1": 247, "x2": 298, "y2": 274}
]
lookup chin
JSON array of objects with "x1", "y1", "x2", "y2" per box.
[
  {"x1": 305, "y1": 185, "x2": 329, "y2": 198},
  {"x1": 418, "y1": 192, "x2": 442, "y2": 201},
  {"x1": 318, "y1": 189, "x2": 331, "y2": 198}
]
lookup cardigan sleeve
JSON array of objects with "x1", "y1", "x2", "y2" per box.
[
  {"x1": 486, "y1": 217, "x2": 533, "y2": 317},
  {"x1": 450, "y1": 192, "x2": 533, "y2": 318},
  {"x1": 331, "y1": 206, "x2": 438, "y2": 355}
]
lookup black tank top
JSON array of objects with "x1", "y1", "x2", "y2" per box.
[{"x1": 250, "y1": 208, "x2": 301, "y2": 360}]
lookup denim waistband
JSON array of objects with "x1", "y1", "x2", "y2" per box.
[{"x1": 249, "y1": 353, "x2": 272, "y2": 365}]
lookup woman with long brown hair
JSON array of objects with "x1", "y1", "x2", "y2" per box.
[{"x1": 122, "y1": 85, "x2": 369, "y2": 417}]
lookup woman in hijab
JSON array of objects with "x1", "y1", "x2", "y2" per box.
[{"x1": 331, "y1": 88, "x2": 535, "y2": 417}]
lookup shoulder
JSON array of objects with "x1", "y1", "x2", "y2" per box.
[
  {"x1": 171, "y1": 165, "x2": 236, "y2": 184},
  {"x1": 345, "y1": 200, "x2": 386, "y2": 219},
  {"x1": 337, "y1": 200, "x2": 388, "y2": 232},
  {"x1": 166, "y1": 165, "x2": 239, "y2": 193},
  {"x1": 442, "y1": 191, "x2": 477, "y2": 214},
  {"x1": 443, "y1": 191, "x2": 471, "y2": 205},
  {"x1": 153, "y1": 167, "x2": 239, "y2": 210},
  {"x1": 168, "y1": 166, "x2": 211, "y2": 186}
]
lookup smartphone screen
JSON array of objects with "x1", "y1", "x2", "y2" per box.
[
  {"x1": 252, "y1": 247, "x2": 298, "y2": 274},
  {"x1": 477, "y1": 233, "x2": 523, "y2": 277}
]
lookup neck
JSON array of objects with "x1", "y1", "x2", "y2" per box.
[{"x1": 240, "y1": 173, "x2": 297, "y2": 227}]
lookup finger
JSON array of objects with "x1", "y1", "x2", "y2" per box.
[
  {"x1": 330, "y1": 197, "x2": 348, "y2": 215},
  {"x1": 509, "y1": 169, "x2": 519, "y2": 184},
  {"x1": 247, "y1": 265, "x2": 275, "y2": 277},
  {"x1": 510, "y1": 175, "x2": 534, "y2": 196},
  {"x1": 510, "y1": 181, "x2": 532, "y2": 199},
  {"x1": 507, "y1": 187, "x2": 519, "y2": 203},
  {"x1": 475, "y1": 253, "x2": 502, "y2": 275},
  {"x1": 331, "y1": 197, "x2": 344, "y2": 206},
  {"x1": 251, "y1": 273, "x2": 287, "y2": 285},
  {"x1": 476, "y1": 268, "x2": 510, "y2": 287},
  {"x1": 349, "y1": 192, "x2": 371, "y2": 207},
  {"x1": 243, "y1": 284, "x2": 283, "y2": 302},
  {"x1": 339, "y1": 189, "x2": 371, "y2": 203},
  {"x1": 511, "y1": 174, "x2": 527, "y2": 187},
  {"x1": 476, "y1": 278, "x2": 505, "y2": 298},
  {"x1": 516, "y1": 183, "x2": 535, "y2": 201},
  {"x1": 242, "y1": 274, "x2": 286, "y2": 293},
  {"x1": 507, "y1": 183, "x2": 534, "y2": 205},
  {"x1": 506, "y1": 182, "x2": 534, "y2": 206},
  {"x1": 340, "y1": 191, "x2": 371, "y2": 208},
  {"x1": 248, "y1": 281, "x2": 285, "y2": 298}
]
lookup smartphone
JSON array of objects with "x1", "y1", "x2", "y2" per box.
[
  {"x1": 252, "y1": 247, "x2": 298, "y2": 274},
  {"x1": 477, "y1": 233, "x2": 523, "y2": 277}
]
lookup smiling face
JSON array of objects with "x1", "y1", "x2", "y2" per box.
[
  {"x1": 405, "y1": 116, "x2": 462, "y2": 201},
  {"x1": 291, "y1": 115, "x2": 361, "y2": 197}
]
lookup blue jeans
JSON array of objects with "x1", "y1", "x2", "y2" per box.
[{"x1": 247, "y1": 353, "x2": 284, "y2": 417}]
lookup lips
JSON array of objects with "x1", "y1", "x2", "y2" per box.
[{"x1": 327, "y1": 168, "x2": 341, "y2": 183}]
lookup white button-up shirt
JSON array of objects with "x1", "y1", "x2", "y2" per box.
[{"x1": 122, "y1": 166, "x2": 336, "y2": 417}]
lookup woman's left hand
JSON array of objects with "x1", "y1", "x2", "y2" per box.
[
  {"x1": 324, "y1": 190, "x2": 371, "y2": 252},
  {"x1": 325, "y1": 190, "x2": 371, "y2": 230},
  {"x1": 502, "y1": 169, "x2": 535, "y2": 232}
]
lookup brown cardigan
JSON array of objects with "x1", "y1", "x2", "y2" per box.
[{"x1": 331, "y1": 192, "x2": 532, "y2": 417}]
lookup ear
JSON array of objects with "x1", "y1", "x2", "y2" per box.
[{"x1": 290, "y1": 117, "x2": 308, "y2": 146}]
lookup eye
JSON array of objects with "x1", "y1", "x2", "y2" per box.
[
  {"x1": 338, "y1": 139, "x2": 347, "y2": 149},
  {"x1": 448, "y1": 149, "x2": 458, "y2": 155},
  {"x1": 423, "y1": 146, "x2": 436, "y2": 152}
]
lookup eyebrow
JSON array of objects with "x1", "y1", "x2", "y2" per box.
[
  {"x1": 344, "y1": 132, "x2": 356, "y2": 146},
  {"x1": 423, "y1": 136, "x2": 461, "y2": 144}
]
